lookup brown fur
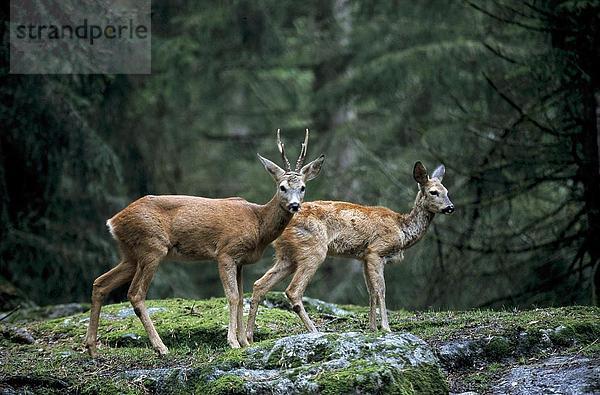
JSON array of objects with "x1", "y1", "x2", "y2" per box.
[
  {"x1": 246, "y1": 162, "x2": 453, "y2": 341},
  {"x1": 84, "y1": 133, "x2": 325, "y2": 357}
]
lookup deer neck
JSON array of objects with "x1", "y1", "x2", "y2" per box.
[
  {"x1": 256, "y1": 194, "x2": 294, "y2": 246},
  {"x1": 398, "y1": 190, "x2": 435, "y2": 249}
]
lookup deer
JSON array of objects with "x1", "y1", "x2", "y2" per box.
[
  {"x1": 84, "y1": 130, "x2": 325, "y2": 357},
  {"x1": 246, "y1": 161, "x2": 453, "y2": 342}
]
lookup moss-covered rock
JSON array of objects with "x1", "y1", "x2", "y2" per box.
[
  {"x1": 0, "y1": 294, "x2": 598, "y2": 394},
  {"x1": 0, "y1": 324, "x2": 35, "y2": 344},
  {"x1": 1, "y1": 303, "x2": 90, "y2": 323},
  {"x1": 198, "y1": 332, "x2": 448, "y2": 394}
]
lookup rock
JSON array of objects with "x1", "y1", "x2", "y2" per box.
[
  {"x1": 514, "y1": 330, "x2": 552, "y2": 355},
  {"x1": 437, "y1": 336, "x2": 511, "y2": 369},
  {"x1": 439, "y1": 334, "x2": 534, "y2": 369},
  {"x1": 116, "y1": 333, "x2": 142, "y2": 347},
  {"x1": 491, "y1": 355, "x2": 600, "y2": 394},
  {"x1": 258, "y1": 292, "x2": 352, "y2": 317},
  {"x1": 75, "y1": 306, "x2": 166, "y2": 324},
  {"x1": 301, "y1": 296, "x2": 353, "y2": 317},
  {"x1": 198, "y1": 332, "x2": 448, "y2": 394},
  {"x1": 542, "y1": 325, "x2": 576, "y2": 347},
  {"x1": 1, "y1": 303, "x2": 90, "y2": 323},
  {"x1": 115, "y1": 307, "x2": 166, "y2": 319},
  {"x1": 482, "y1": 336, "x2": 511, "y2": 361},
  {"x1": 0, "y1": 325, "x2": 35, "y2": 344},
  {"x1": 43, "y1": 303, "x2": 90, "y2": 319},
  {"x1": 0, "y1": 375, "x2": 69, "y2": 394},
  {"x1": 437, "y1": 340, "x2": 481, "y2": 369},
  {"x1": 123, "y1": 368, "x2": 197, "y2": 393}
]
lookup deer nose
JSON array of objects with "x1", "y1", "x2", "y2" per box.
[
  {"x1": 288, "y1": 203, "x2": 300, "y2": 212},
  {"x1": 442, "y1": 205, "x2": 454, "y2": 214}
]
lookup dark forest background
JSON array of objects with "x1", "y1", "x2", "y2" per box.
[{"x1": 1, "y1": 1, "x2": 599, "y2": 311}]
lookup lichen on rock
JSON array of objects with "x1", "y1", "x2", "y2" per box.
[{"x1": 197, "y1": 331, "x2": 448, "y2": 395}]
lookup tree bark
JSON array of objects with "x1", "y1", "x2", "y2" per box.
[{"x1": 591, "y1": 92, "x2": 600, "y2": 305}]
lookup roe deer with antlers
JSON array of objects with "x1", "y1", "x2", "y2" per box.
[
  {"x1": 246, "y1": 162, "x2": 453, "y2": 342},
  {"x1": 84, "y1": 130, "x2": 325, "y2": 356}
]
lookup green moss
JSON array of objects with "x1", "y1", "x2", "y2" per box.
[
  {"x1": 78, "y1": 377, "x2": 143, "y2": 395},
  {"x1": 547, "y1": 321, "x2": 599, "y2": 347},
  {"x1": 195, "y1": 374, "x2": 245, "y2": 395},
  {"x1": 483, "y1": 336, "x2": 511, "y2": 361},
  {"x1": 397, "y1": 365, "x2": 449, "y2": 395},
  {"x1": 487, "y1": 362, "x2": 504, "y2": 372},
  {"x1": 32, "y1": 295, "x2": 597, "y2": 357},
  {"x1": 215, "y1": 347, "x2": 248, "y2": 369},
  {"x1": 251, "y1": 304, "x2": 305, "y2": 342},
  {"x1": 315, "y1": 360, "x2": 447, "y2": 395},
  {"x1": 316, "y1": 360, "x2": 389, "y2": 395}
]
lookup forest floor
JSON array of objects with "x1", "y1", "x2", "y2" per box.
[{"x1": 0, "y1": 293, "x2": 598, "y2": 394}]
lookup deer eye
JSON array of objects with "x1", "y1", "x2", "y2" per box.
[
  {"x1": 280, "y1": 185, "x2": 287, "y2": 192},
  {"x1": 429, "y1": 190, "x2": 439, "y2": 196},
  {"x1": 300, "y1": 186, "x2": 306, "y2": 192}
]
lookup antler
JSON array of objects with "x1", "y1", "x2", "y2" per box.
[
  {"x1": 295, "y1": 129, "x2": 310, "y2": 172},
  {"x1": 276, "y1": 129, "x2": 292, "y2": 171}
]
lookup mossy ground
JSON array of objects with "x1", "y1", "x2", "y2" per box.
[{"x1": 1, "y1": 294, "x2": 598, "y2": 394}]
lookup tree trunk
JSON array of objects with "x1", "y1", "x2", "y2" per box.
[{"x1": 591, "y1": 92, "x2": 600, "y2": 305}]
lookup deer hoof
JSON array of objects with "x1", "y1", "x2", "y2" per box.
[{"x1": 156, "y1": 346, "x2": 169, "y2": 357}]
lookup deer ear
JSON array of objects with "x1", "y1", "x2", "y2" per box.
[
  {"x1": 301, "y1": 154, "x2": 325, "y2": 181},
  {"x1": 257, "y1": 154, "x2": 286, "y2": 181},
  {"x1": 413, "y1": 161, "x2": 429, "y2": 185},
  {"x1": 431, "y1": 164, "x2": 445, "y2": 181}
]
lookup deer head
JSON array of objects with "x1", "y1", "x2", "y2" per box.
[
  {"x1": 257, "y1": 129, "x2": 325, "y2": 213},
  {"x1": 413, "y1": 161, "x2": 454, "y2": 214}
]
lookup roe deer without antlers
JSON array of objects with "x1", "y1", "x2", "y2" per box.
[
  {"x1": 84, "y1": 130, "x2": 325, "y2": 357},
  {"x1": 246, "y1": 161, "x2": 453, "y2": 342}
]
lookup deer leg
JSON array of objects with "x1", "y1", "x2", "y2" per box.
[
  {"x1": 246, "y1": 258, "x2": 294, "y2": 343},
  {"x1": 85, "y1": 259, "x2": 136, "y2": 357},
  {"x1": 285, "y1": 256, "x2": 323, "y2": 333},
  {"x1": 365, "y1": 254, "x2": 390, "y2": 332},
  {"x1": 217, "y1": 255, "x2": 242, "y2": 348},
  {"x1": 128, "y1": 249, "x2": 168, "y2": 356},
  {"x1": 374, "y1": 262, "x2": 390, "y2": 332},
  {"x1": 236, "y1": 266, "x2": 249, "y2": 347},
  {"x1": 362, "y1": 262, "x2": 378, "y2": 331}
]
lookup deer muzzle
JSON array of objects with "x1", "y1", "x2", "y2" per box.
[{"x1": 441, "y1": 205, "x2": 455, "y2": 214}]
